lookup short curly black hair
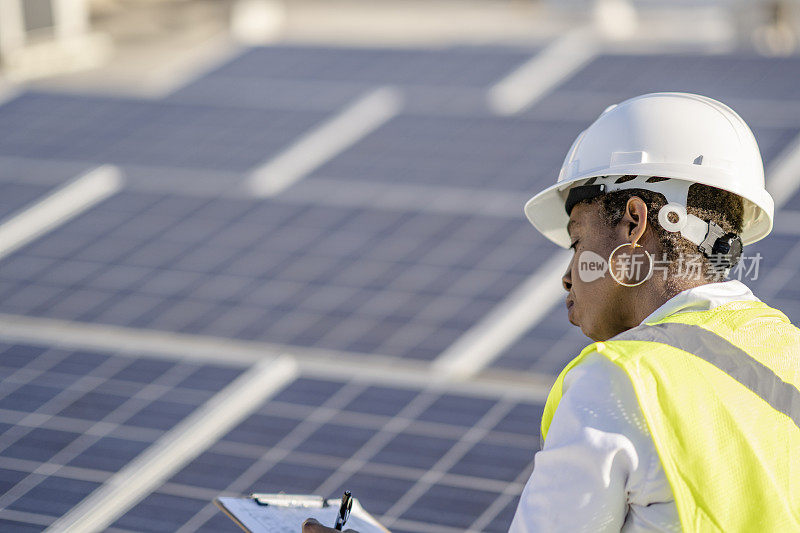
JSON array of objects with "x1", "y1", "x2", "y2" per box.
[{"x1": 583, "y1": 178, "x2": 744, "y2": 294}]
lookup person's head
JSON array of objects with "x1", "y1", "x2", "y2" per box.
[
  {"x1": 524, "y1": 93, "x2": 774, "y2": 341},
  {"x1": 563, "y1": 179, "x2": 744, "y2": 341}
]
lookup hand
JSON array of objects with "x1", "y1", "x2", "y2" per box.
[{"x1": 301, "y1": 517, "x2": 359, "y2": 533}]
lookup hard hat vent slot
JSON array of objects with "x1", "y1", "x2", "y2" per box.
[
  {"x1": 610, "y1": 151, "x2": 648, "y2": 165},
  {"x1": 645, "y1": 176, "x2": 670, "y2": 183},
  {"x1": 692, "y1": 154, "x2": 735, "y2": 171}
]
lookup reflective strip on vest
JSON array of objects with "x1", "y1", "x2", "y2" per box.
[{"x1": 613, "y1": 322, "x2": 800, "y2": 429}]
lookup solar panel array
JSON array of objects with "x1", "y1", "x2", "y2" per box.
[
  {"x1": 112, "y1": 378, "x2": 541, "y2": 533},
  {"x1": 0, "y1": 41, "x2": 798, "y2": 532},
  {"x1": 0, "y1": 193, "x2": 542, "y2": 361},
  {"x1": 0, "y1": 342, "x2": 245, "y2": 531}
]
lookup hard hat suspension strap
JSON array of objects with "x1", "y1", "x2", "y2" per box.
[
  {"x1": 564, "y1": 184, "x2": 606, "y2": 215},
  {"x1": 564, "y1": 175, "x2": 743, "y2": 268}
]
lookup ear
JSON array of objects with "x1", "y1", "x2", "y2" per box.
[{"x1": 620, "y1": 196, "x2": 648, "y2": 244}]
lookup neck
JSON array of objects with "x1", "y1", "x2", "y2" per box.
[{"x1": 604, "y1": 278, "x2": 703, "y2": 340}]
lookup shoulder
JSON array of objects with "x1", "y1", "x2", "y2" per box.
[
  {"x1": 555, "y1": 350, "x2": 652, "y2": 456},
  {"x1": 562, "y1": 350, "x2": 641, "y2": 407}
]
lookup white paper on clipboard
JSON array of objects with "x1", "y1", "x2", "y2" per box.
[{"x1": 215, "y1": 494, "x2": 390, "y2": 533}]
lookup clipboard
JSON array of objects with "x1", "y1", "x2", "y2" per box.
[{"x1": 215, "y1": 493, "x2": 390, "y2": 533}]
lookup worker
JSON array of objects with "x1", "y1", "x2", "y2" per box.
[
  {"x1": 509, "y1": 92, "x2": 800, "y2": 532},
  {"x1": 303, "y1": 92, "x2": 800, "y2": 533}
]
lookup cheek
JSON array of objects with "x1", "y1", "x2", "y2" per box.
[
  {"x1": 574, "y1": 264, "x2": 617, "y2": 312},
  {"x1": 571, "y1": 245, "x2": 611, "y2": 292}
]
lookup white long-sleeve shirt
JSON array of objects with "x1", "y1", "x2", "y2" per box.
[{"x1": 509, "y1": 280, "x2": 760, "y2": 533}]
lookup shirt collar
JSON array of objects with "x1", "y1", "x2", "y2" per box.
[{"x1": 640, "y1": 279, "x2": 760, "y2": 325}]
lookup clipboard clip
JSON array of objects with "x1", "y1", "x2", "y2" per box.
[{"x1": 250, "y1": 493, "x2": 327, "y2": 508}]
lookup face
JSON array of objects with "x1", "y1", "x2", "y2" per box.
[{"x1": 563, "y1": 201, "x2": 627, "y2": 341}]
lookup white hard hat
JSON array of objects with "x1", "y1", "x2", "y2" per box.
[{"x1": 524, "y1": 92, "x2": 775, "y2": 249}]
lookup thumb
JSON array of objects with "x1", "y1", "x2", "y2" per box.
[{"x1": 302, "y1": 517, "x2": 322, "y2": 531}]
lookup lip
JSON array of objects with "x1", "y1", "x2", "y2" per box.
[{"x1": 566, "y1": 296, "x2": 578, "y2": 325}]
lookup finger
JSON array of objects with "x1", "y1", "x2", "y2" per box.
[{"x1": 302, "y1": 517, "x2": 325, "y2": 532}]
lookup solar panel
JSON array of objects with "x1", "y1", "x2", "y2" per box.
[
  {"x1": 0, "y1": 40, "x2": 799, "y2": 533},
  {"x1": 111, "y1": 492, "x2": 216, "y2": 533},
  {"x1": 0, "y1": 93, "x2": 329, "y2": 172},
  {"x1": 109, "y1": 376, "x2": 539, "y2": 532},
  {"x1": 0, "y1": 192, "x2": 543, "y2": 361},
  {"x1": 169, "y1": 76, "x2": 385, "y2": 113},
  {"x1": 192, "y1": 45, "x2": 537, "y2": 88},
  {"x1": 0, "y1": 183, "x2": 55, "y2": 222},
  {"x1": 0, "y1": 343, "x2": 245, "y2": 529},
  {"x1": 305, "y1": 114, "x2": 585, "y2": 192},
  {"x1": 553, "y1": 54, "x2": 800, "y2": 102},
  {"x1": 777, "y1": 186, "x2": 800, "y2": 211},
  {"x1": 491, "y1": 321, "x2": 588, "y2": 374},
  {"x1": 167, "y1": 44, "x2": 541, "y2": 130},
  {"x1": 745, "y1": 232, "x2": 800, "y2": 304}
]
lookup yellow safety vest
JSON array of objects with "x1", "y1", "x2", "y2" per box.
[{"x1": 540, "y1": 300, "x2": 800, "y2": 532}]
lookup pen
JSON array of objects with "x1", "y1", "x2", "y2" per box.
[{"x1": 333, "y1": 490, "x2": 352, "y2": 531}]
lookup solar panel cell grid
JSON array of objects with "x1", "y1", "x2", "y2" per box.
[
  {"x1": 0, "y1": 193, "x2": 542, "y2": 360},
  {"x1": 0, "y1": 519, "x2": 45, "y2": 533},
  {"x1": 559, "y1": 55, "x2": 800, "y2": 101},
  {"x1": 193, "y1": 45, "x2": 536, "y2": 87},
  {"x1": 328, "y1": 472, "x2": 417, "y2": 515},
  {"x1": 491, "y1": 319, "x2": 589, "y2": 373},
  {"x1": 0, "y1": 183, "x2": 54, "y2": 222},
  {"x1": 398, "y1": 483, "x2": 500, "y2": 529},
  {"x1": 780, "y1": 189, "x2": 800, "y2": 211},
  {"x1": 448, "y1": 440, "x2": 535, "y2": 482},
  {"x1": 120, "y1": 376, "x2": 539, "y2": 532},
  {"x1": 0, "y1": 343, "x2": 246, "y2": 529},
  {"x1": 194, "y1": 513, "x2": 242, "y2": 533},
  {"x1": 307, "y1": 115, "x2": 586, "y2": 192},
  {"x1": 169, "y1": 76, "x2": 374, "y2": 113},
  {"x1": 169, "y1": 451, "x2": 256, "y2": 491},
  {"x1": 0, "y1": 93, "x2": 330, "y2": 171},
  {"x1": 484, "y1": 499, "x2": 522, "y2": 533},
  {"x1": 7, "y1": 476, "x2": 101, "y2": 517},
  {"x1": 112, "y1": 492, "x2": 210, "y2": 533},
  {"x1": 747, "y1": 126, "x2": 800, "y2": 166},
  {"x1": 373, "y1": 432, "x2": 458, "y2": 470},
  {"x1": 67, "y1": 436, "x2": 151, "y2": 472}
]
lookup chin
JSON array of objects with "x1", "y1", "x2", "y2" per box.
[{"x1": 577, "y1": 320, "x2": 601, "y2": 341}]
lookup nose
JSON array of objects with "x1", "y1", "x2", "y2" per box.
[{"x1": 562, "y1": 259, "x2": 572, "y2": 292}]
